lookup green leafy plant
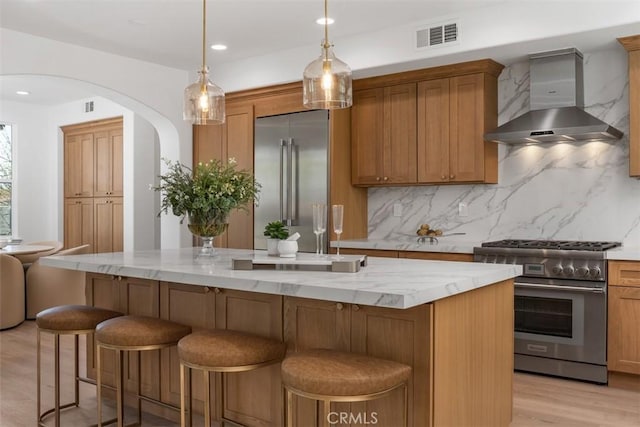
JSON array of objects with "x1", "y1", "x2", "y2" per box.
[
  {"x1": 154, "y1": 158, "x2": 260, "y2": 227},
  {"x1": 263, "y1": 221, "x2": 289, "y2": 240}
]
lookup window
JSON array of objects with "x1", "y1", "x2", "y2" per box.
[{"x1": 0, "y1": 124, "x2": 12, "y2": 236}]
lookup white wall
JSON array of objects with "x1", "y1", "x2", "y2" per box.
[
  {"x1": 368, "y1": 47, "x2": 640, "y2": 247},
  {"x1": 1, "y1": 28, "x2": 192, "y2": 248},
  {"x1": 0, "y1": 100, "x2": 52, "y2": 242}
]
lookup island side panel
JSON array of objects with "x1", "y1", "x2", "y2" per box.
[{"x1": 432, "y1": 279, "x2": 514, "y2": 427}]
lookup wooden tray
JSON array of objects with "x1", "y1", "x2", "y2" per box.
[{"x1": 232, "y1": 253, "x2": 367, "y2": 273}]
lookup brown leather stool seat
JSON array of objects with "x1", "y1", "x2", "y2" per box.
[
  {"x1": 281, "y1": 349, "x2": 412, "y2": 427},
  {"x1": 35, "y1": 305, "x2": 123, "y2": 427},
  {"x1": 94, "y1": 315, "x2": 192, "y2": 427},
  {"x1": 177, "y1": 330, "x2": 286, "y2": 427}
]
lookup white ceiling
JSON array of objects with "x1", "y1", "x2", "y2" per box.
[{"x1": 1, "y1": 0, "x2": 638, "y2": 106}]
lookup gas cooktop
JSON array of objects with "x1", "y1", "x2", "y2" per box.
[{"x1": 481, "y1": 239, "x2": 621, "y2": 251}]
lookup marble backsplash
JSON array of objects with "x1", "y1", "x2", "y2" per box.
[{"x1": 368, "y1": 48, "x2": 640, "y2": 246}]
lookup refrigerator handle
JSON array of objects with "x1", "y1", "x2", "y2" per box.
[
  {"x1": 288, "y1": 138, "x2": 297, "y2": 226},
  {"x1": 280, "y1": 139, "x2": 286, "y2": 224},
  {"x1": 286, "y1": 138, "x2": 294, "y2": 226}
]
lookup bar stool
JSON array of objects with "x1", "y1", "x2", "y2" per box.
[
  {"x1": 281, "y1": 349, "x2": 412, "y2": 427},
  {"x1": 177, "y1": 329, "x2": 286, "y2": 427},
  {"x1": 36, "y1": 304, "x2": 123, "y2": 427},
  {"x1": 95, "y1": 315, "x2": 192, "y2": 427}
]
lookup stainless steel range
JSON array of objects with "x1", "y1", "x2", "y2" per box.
[{"x1": 474, "y1": 239, "x2": 621, "y2": 384}]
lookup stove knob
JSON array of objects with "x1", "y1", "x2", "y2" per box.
[
  {"x1": 564, "y1": 265, "x2": 575, "y2": 277},
  {"x1": 590, "y1": 267, "x2": 602, "y2": 279},
  {"x1": 576, "y1": 267, "x2": 590, "y2": 277},
  {"x1": 551, "y1": 264, "x2": 563, "y2": 275}
]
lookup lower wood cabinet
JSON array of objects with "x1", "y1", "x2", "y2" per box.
[{"x1": 608, "y1": 261, "x2": 640, "y2": 390}]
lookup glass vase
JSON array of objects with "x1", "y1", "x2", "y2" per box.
[{"x1": 188, "y1": 213, "x2": 229, "y2": 258}]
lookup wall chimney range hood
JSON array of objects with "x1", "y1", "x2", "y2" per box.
[{"x1": 484, "y1": 48, "x2": 623, "y2": 144}]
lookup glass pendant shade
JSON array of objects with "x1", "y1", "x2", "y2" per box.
[
  {"x1": 303, "y1": 45, "x2": 352, "y2": 109},
  {"x1": 184, "y1": 67, "x2": 225, "y2": 125}
]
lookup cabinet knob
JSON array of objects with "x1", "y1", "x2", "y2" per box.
[
  {"x1": 376, "y1": 177, "x2": 381, "y2": 182},
  {"x1": 353, "y1": 304, "x2": 360, "y2": 311},
  {"x1": 336, "y1": 302, "x2": 344, "y2": 311},
  {"x1": 441, "y1": 175, "x2": 446, "y2": 180},
  {"x1": 383, "y1": 176, "x2": 389, "y2": 181},
  {"x1": 214, "y1": 287, "x2": 222, "y2": 294},
  {"x1": 449, "y1": 174, "x2": 455, "y2": 179}
]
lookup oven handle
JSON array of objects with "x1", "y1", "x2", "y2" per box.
[{"x1": 515, "y1": 282, "x2": 605, "y2": 294}]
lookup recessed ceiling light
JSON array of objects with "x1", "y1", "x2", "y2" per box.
[
  {"x1": 211, "y1": 44, "x2": 227, "y2": 51},
  {"x1": 128, "y1": 19, "x2": 147, "y2": 26},
  {"x1": 16, "y1": 90, "x2": 30, "y2": 96},
  {"x1": 316, "y1": 17, "x2": 334, "y2": 25}
]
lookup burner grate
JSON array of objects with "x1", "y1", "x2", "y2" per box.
[{"x1": 481, "y1": 239, "x2": 621, "y2": 251}]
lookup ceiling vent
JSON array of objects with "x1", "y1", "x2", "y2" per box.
[
  {"x1": 416, "y1": 21, "x2": 459, "y2": 49},
  {"x1": 84, "y1": 101, "x2": 94, "y2": 113}
]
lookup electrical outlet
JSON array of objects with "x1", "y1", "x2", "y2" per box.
[
  {"x1": 458, "y1": 202, "x2": 468, "y2": 217},
  {"x1": 393, "y1": 203, "x2": 403, "y2": 217}
]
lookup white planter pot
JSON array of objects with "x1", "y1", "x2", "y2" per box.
[{"x1": 266, "y1": 238, "x2": 280, "y2": 256}]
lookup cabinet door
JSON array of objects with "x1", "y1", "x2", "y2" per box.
[
  {"x1": 64, "y1": 133, "x2": 94, "y2": 197},
  {"x1": 400, "y1": 251, "x2": 473, "y2": 262},
  {"x1": 64, "y1": 197, "x2": 94, "y2": 250},
  {"x1": 225, "y1": 104, "x2": 255, "y2": 249},
  {"x1": 192, "y1": 104, "x2": 254, "y2": 249},
  {"x1": 94, "y1": 129, "x2": 123, "y2": 197},
  {"x1": 384, "y1": 83, "x2": 417, "y2": 184},
  {"x1": 160, "y1": 282, "x2": 216, "y2": 411},
  {"x1": 352, "y1": 88, "x2": 385, "y2": 185},
  {"x1": 608, "y1": 286, "x2": 640, "y2": 374},
  {"x1": 417, "y1": 79, "x2": 450, "y2": 183},
  {"x1": 216, "y1": 289, "x2": 283, "y2": 426},
  {"x1": 449, "y1": 74, "x2": 485, "y2": 182},
  {"x1": 351, "y1": 304, "x2": 432, "y2": 427},
  {"x1": 94, "y1": 197, "x2": 122, "y2": 253},
  {"x1": 284, "y1": 297, "x2": 351, "y2": 426}
]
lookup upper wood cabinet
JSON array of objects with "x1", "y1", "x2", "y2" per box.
[
  {"x1": 64, "y1": 132, "x2": 94, "y2": 197},
  {"x1": 193, "y1": 104, "x2": 255, "y2": 249},
  {"x1": 419, "y1": 73, "x2": 498, "y2": 183},
  {"x1": 63, "y1": 117, "x2": 123, "y2": 198},
  {"x1": 619, "y1": 35, "x2": 640, "y2": 177},
  {"x1": 351, "y1": 59, "x2": 503, "y2": 186},
  {"x1": 94, "y1": 129, "x2": 123, "y2": 196},
  {"x1": 352, "y1": 83, "x2": 417, "y2": 185}
]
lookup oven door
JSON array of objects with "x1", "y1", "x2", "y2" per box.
[{"x1": 514, "y1": 278, "x2": 606, "y2": 365}]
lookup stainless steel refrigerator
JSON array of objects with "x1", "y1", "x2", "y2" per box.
[{"x1": 254, "y1": 110, "x2": 329, "y2": 253}]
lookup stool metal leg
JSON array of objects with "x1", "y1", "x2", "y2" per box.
[
  {"x1": 320, "y1": 400, "x2": 330, "y2": 427},
  {"x1": 203, "y1": 370, "x2": 211, "y2": 427},
  {"x1": 97, "y1": 344, "x2": 103, "y2": 427},
  {"x1": 54, "y1": 332, "x2": 60, "y2": 427},
  {"x1": 180, "y1": 363, "x2": 187, "y2": 427},
  {"x1": 285, "y1": 389, "x2": 293, "y2": 427},
  {"x1": 74, "y1": 334, "x2": 80, "y2": 406},
  {"x1": 137, "y1": 351, "x2": 142, "y2": 426},
  {"x1": 37, "y1": 328, "x2": 41, "y2": 426},
  {"x1": 403, "y1": 383, "x2": 408, "y2": 427},
  {"x1": 115, "y1": 349, "x2": 124, "y2": 427}
]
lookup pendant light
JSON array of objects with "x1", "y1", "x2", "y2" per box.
[
  {"x1": 183, "y1": 0, "x2": 225, "y2": 124},
  {"x1": 303, "y1": 0, "x2": 352, "y2": 109}
]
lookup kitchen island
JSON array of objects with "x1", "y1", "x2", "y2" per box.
[{"x1": 42, "y1": 248, "x2": 521, "y2": 427}]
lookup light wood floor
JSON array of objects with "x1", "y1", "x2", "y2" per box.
[{"x1": 1, "y1": 321, "x2": 639, "y2": 426}]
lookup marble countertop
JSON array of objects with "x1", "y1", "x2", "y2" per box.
[
  {"x1": 332, "y1": 238, "x2": 482, "y2": 254},
  {"x1": 41, "y1": 248, "x2": 521, "y2": 309},
  {"x1": 606, "y1": 247, "x2": 640, "y2": 261}
]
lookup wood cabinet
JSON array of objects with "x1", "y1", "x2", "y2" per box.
[
  {"x1": 93, "y1": 197, "x2": 123, "y2": 253},
  {"x1": 64, "y1": 198, "x2": 94, "y2": 249},
  {"x1": 351, "y1": 59, "x2": 503, "y2": 187},
  {"x1": 418, "y1": 74, "x2": 498, "y2": 183},
  {"x1": 351, "y1": 84, "x2": 417, "y2": 185},
  {"x1": 193, "y1": 104, "x2": 255, "y2": 249},
  {"x1": 618, "y1": 35, "x2": 640, "y2": 177},
  {"x1": 193, "y1": 83, "x2": 369, "y2": 247},
  {"x1": 63, "y1": 117, "x2": 123, "y2": 252},
  {"x1": 608, "y1": 261, "x2": 640, "y2": 390}
]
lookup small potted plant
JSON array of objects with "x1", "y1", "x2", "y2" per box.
[{"x1": 263, "y1": 221, "x2": 289, "y2": 255}]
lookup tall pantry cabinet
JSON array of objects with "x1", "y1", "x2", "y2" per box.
[{"x1": 62, "y1": 117, "x2": 123, "y2": 253}]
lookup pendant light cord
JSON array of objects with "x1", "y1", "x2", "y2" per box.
[
  {"x1": 202, "y1": 0, "x2": 207, "y2": 72},
  {"x1": 323, "y1": 0, "x2": 329, "y2": 49}
]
